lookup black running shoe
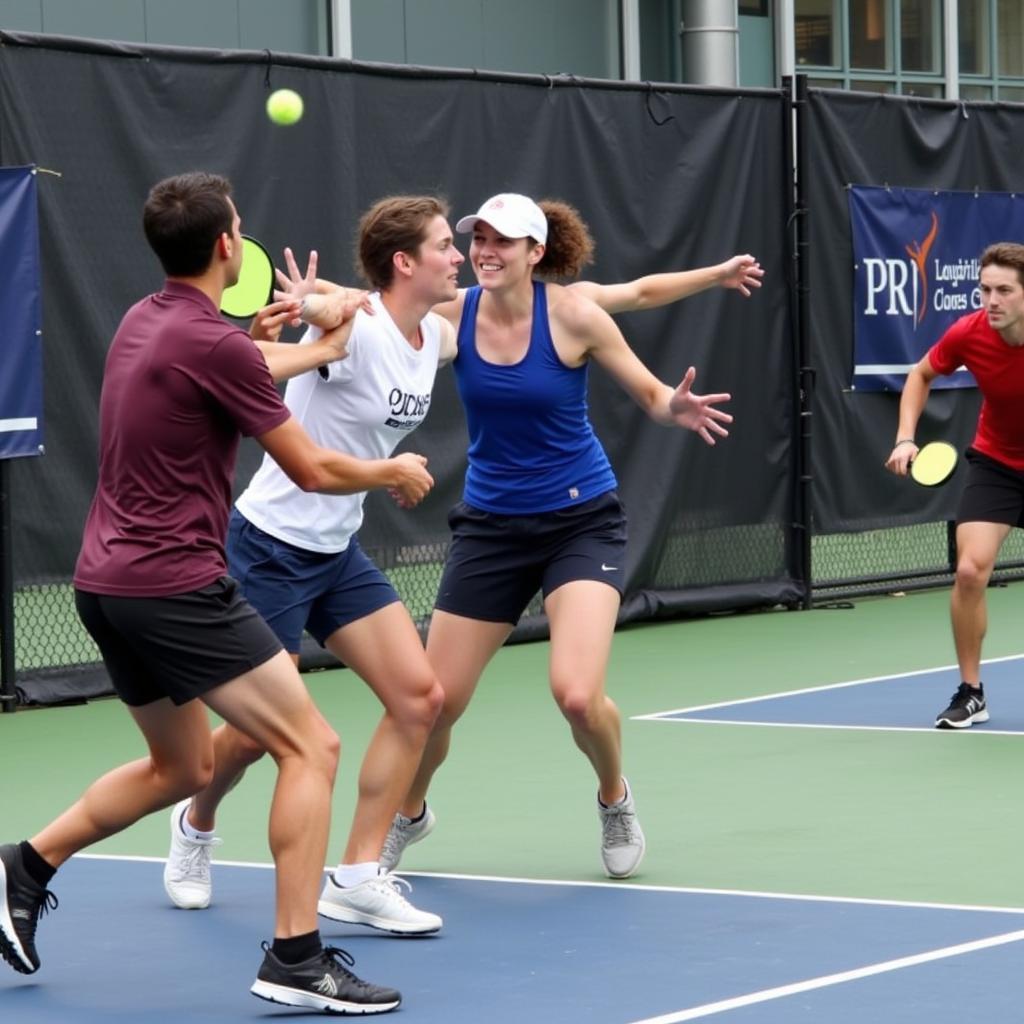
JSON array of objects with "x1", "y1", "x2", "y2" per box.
[
  {"x1": 0, "y1": 843, "x2": 58, "y2": 975},
  {"x1": 935, "y1": 682, "x2": 989, "y2": 729},
  {"x1": 250, "y1": 942, "x2": 401, "y2": 1015}
]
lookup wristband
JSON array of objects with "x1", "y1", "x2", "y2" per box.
[{"x1": 894, "y1": 439, "x2": 916, "y2": 447}]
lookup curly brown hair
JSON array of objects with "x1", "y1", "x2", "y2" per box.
[{"x1": 533, "y1": 199, "x2": 595, "y2": 280}]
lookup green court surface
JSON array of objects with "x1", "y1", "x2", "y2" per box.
[{"x1": 3, "y1": 583, "x2": 1024, "y2": 911}]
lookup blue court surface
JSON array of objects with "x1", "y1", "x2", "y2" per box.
[
  {"x1": 3, "y1": 856, "x2": 1024, "y2": 1022},
  {"x1": 637, "y1": 655, "x2": 1024, "y2": 734}
]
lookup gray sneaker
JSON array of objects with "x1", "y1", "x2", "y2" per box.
[
  {"x1": 318, "y1": 873, "x2": 442, "y2": 934},
  {"x1": 379, "y1": 805, "x2": 436, "y2": 873},
  {"x1": 598, "y1": 779, "x2": 646, "y2": 878},
  {"x1": 163, "y1": 799, "x2": 221, "y2": 909}
]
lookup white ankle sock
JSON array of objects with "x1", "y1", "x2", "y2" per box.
[
  {"x1": 179, "y1": 806, "x2": 216, "y2": 842},
  {"x1": 332, "y1": 861, "x2": 380, "y2": 888}
]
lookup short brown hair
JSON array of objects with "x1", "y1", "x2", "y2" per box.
[
  {"x1": 143, "y1": 171, "x2": 233, "y2": 277},
  {"x1": 981, "y1": 242, "x2": 1024, "y2": 287},
  {"x1": 357, "y1": 195, "x2": 450, "y2": 290},
  {"x1": 533, "y1": 199, "x2": 595, "y2": 280}
]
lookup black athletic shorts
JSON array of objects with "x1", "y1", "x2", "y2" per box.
[
  {"x1": 75, "y1": 576, "x2": 284, "y2": 707},
  {"x1": 956, "y1": 447, "x2": 1024, "y2": 529},
  {"x1": 434, "y1": 490, "x2": 628, "y2": 624}
]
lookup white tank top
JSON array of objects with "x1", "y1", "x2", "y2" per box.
[{"x1": 235, "y1": 292, "x2": 442, "y2": 552}]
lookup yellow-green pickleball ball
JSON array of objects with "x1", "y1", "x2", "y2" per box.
[{"x1": 266, "y1": 88, "x2": 303, "y2": 126}]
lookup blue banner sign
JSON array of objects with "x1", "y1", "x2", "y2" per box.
[
  {"x1": 849, "y1": 185, "x2": 1024, "y2": 392},
  {"x1": 0, "y1": 166, "x2": 43, "y2": 458}
]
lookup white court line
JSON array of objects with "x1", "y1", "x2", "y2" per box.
[
  {"x1": 69, "y1": 853, "x2": 1024, "y2": 915},
  {"x1": 632, "y1": 652, "x2": 1024, "y2": 720},
  {"x1": 640, "y1": 717, "x2": 1024, "y2": 737},
  {"x1": 626, "y1": 927, "x2": 1024, "y2": 1023}
]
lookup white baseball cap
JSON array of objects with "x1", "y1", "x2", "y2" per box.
[{"x1": 455, "y1": 193, "x2": 548, "y2": 244}]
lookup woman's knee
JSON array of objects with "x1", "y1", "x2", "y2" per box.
[{"x1": 553, "y1": 683, "x2": 602, "y2": 729}]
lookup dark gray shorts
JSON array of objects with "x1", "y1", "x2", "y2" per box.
[
  {"x1": 434, "y1": 490, "x2": 627, "y2": 625},
  {"x1": 75, "y1": 576, "x2": 283, "y2": 707}
]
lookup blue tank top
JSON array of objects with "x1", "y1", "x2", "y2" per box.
[{"x1": 453, "y1": 282, "x2": 617, "y2": 514}]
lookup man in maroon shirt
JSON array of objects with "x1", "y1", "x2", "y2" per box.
[
  {"x1": 0, "y1": 171, "x2": 431, "y2": 1014},
  {"x1": 886, "y1": 242, "x2": 1024, "y2": 730}
]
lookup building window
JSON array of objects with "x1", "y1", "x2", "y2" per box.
[
  {"x1": 796, "y1": 0, "x2": 839, "y2": 67},
  {"x1": 739, "y1": 0, "x2": 769, "y2": 14},
  {"x1": 900, "y1": 81, "x2": 943, "y2": 96},
  {"x1": 792, "y1": 0, "x2": 1023, "y2": 100},
  {"x1": 958, "y1": 0, "x2": 990, "y2": 75},
  {"x1": 901, "y1": 0, "x2": 940, "y2": 73},
  {"x1": 998, "y1": 0, "x2": 1024, "y2": 77},
  {"x1": 850, "y1": 78, "x2": 893, "y2": 92},
  {"x1": 850, "y1": 0, "x2": 891, "y2": 69}
]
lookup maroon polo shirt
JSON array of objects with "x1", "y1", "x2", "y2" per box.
[{"x1": 74, "y1": 281, "x2": 291, "y2": 596}]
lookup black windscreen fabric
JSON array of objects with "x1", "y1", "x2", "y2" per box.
[
  {"x1": 804, "y1": 89, "x2": 1024, "y2": 533},
  {"x1": 0, "y1": 32, "x2": 796, "y2": 695}
]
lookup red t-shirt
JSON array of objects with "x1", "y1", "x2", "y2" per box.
[
  {"x1": 74, "y1": 281, "x2": 291, "y2": 596},
  {"x1": 928, "y1": 309, "x2": 1024, "y2": 470}
]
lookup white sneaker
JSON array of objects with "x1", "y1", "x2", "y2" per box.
[
  {"x1": 598, "y1": 779, "x2": 646, "y2": 879},
  {"x1": 379, "y1": 805, "x2": 436, "y2": 873},
  {"x1": 163, "y1": 799, "x2": 221, "y2": 910},
  {"x1": 318, "y1": 873, "x2": 442, "y2": 935}
]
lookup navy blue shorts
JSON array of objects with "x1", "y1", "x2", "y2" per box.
[
  {"x1": 227, "y1": 510, "x2": 399, "y2": 653},
  {"x1": 957, "y1": 447, "x2": 1024, "y2": 528},
  {"x1": 434, "y1": 490, "x2": 627, "y2": 625},
  {"x1": 75, "y1": 576, "x2": 283, "y2": 707}
]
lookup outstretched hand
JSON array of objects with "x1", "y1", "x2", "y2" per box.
[
  {"x1": 274, "y1": 247, "x2": 318, "y2": 304},
  {"x1": 274, "y1": 247, "x2": 373, "y2": 328},
  {"x1": 668, "y1": 366, "x2": 732, "y2": 445},
  {"x1": 720, "y1": 254, "x2": 764, "y2": 298}
]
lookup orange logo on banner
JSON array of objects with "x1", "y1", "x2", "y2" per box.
[{"x1": 904, "y1": 211, "x2": 938, "y2": 326}]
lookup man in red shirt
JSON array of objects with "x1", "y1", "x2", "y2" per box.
[
  {"x1": 886, "y1": 242, "x2": 1024, "y2": 729},
  {"x1": 0, "y1": 172, "x2": 431, "y2": 1014}
]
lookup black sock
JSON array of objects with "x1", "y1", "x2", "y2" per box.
[
  {"x1": 272, "y1": 930, "x2": 322, "y2": 965},
  {"x1": 19, "y1": 841, "x2": 56, "y2": 888},
  {"x1": 409, "y1": 803, "x2": 427, "y2": 824}
]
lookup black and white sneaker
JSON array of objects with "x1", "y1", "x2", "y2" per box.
[
  {"x1": 0, "y1": 843, "x2": 58, "y2": 975},
  {"x1": 251, "y1": 942, "x2": 401, "y2": 1015},
  {"x1": 935, "y1": 683, "x2": 989, "y2": 729}
]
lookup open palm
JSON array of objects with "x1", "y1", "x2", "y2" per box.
[{"x1": 668, "y1": 366, "x2": 732, "y2": 445}]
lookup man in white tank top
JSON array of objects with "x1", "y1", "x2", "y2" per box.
[{"x1": 163, "y1": 197, "x2": 461, "y2": 936}]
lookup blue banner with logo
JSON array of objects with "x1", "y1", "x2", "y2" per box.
[
  {"x1": 0, "y1": 166, "x2": 43, "y2": 458},
  {"x1": 849, "y1": 185, "x2": 1024, "y2": 392}
]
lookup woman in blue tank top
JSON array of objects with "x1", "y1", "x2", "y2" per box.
[{"x1": 381, "y1": 194, "x2": 737, "y2": 880}]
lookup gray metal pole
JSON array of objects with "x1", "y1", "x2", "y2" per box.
[
  {"x1": 680, "y1": 0, "x2": 738, "y2": 87},
  {"x1": 330, "y1": 0, "x2": 353, "y2": 59}
]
